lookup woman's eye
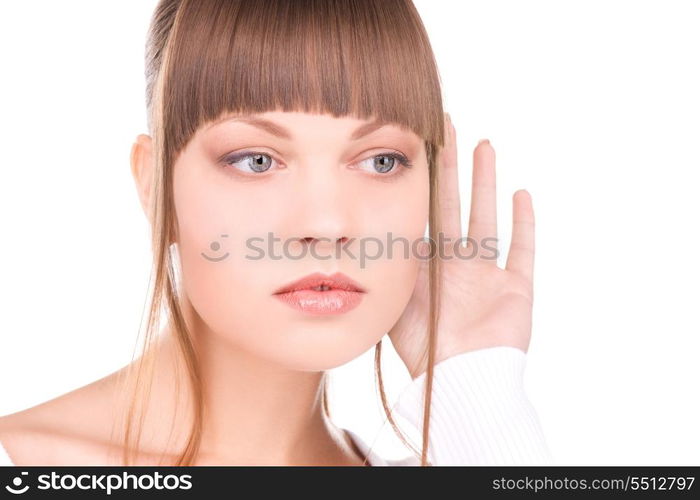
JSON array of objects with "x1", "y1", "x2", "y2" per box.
[
  {"x1": 222, "y1": 151, "x2": 412, "y2": 177},
  {"x1": 356, "y1": 153, "x2": 413, "y2": 175},
  {"x1": 224, "y1": 152, "x2": 276, "y2": 173}
]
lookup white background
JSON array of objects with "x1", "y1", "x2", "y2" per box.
[{"x1": 1, "y1": 1, "x2": 698, "y2": 465}]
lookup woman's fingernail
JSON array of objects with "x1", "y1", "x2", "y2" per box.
[{"x1": 478, "y1": 138, "x2": 490, "y2": 146}]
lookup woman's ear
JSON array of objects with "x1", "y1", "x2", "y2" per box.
[{"x1": 130, "y1": 134, "x2": 154, "y2": 221}]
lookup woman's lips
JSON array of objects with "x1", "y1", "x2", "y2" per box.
[
  {"x1": 273, "y1": 271, "x2": 366, "y2": 315},
  {"x1": 273, "y1": 288, "x2": 364, "y2": 315}
]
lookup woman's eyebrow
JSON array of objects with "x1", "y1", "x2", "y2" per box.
[
  {"x1": 205, "y1": 114, "x2": 393, "y2": 141},
  {"x1": 205, "y1": 115, "x2": 292, "y2": 139},
  {"x1": 350, "y1": 120, "x2": 389, "y2": 141}
]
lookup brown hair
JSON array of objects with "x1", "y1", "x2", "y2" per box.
[{"x1": 118, "y1": 0, "x2": 445, "y2": 466}]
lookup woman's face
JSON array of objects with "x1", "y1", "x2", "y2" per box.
[{"x1": 172, "y1": 110, "x2": 429, "y2": 371}]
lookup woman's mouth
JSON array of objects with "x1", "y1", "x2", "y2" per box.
[{"x1": 273, "y1": 272, "x2": 366, "y2": 315}]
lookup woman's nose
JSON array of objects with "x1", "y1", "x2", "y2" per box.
[{"x1": 286, "y1": 162, "x2": 359, "y2": 254}]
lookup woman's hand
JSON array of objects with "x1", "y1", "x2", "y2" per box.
[{"x1": 388, "y1": 113, "x2": 536, "y2": 380}]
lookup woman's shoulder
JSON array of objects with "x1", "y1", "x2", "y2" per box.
[
  {"x1": 0, "y1": 373, "x2": 124, "y2": 466},
  {"x1": 0, "y1": 414, "x2": 101, "y2": 466},
  {"x1": 0, "y1": 413, "x2": 81, "y2": 466}
]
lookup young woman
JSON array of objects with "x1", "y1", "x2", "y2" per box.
[{"x1": 0, "y1": 0, "x2": 552, "y2": 466}]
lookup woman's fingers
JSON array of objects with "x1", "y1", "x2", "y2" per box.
[
  {"x1": 467, "y1": 139, "x2": 498, "y2": 262},
  {"x1": 438, "y1": 113, "x2": 462, "y2": 250},
  {"x1": 505, "y1": 189, "x2": 535, "y2": 282}
]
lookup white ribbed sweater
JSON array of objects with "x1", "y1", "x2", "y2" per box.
[{"x1": 0, "y1": 346, "x2": 552, "y2": 466}]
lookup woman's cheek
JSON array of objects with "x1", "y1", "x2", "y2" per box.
[{"x1": 172, "y1": 176, "x2": 277, "y2": 345}]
